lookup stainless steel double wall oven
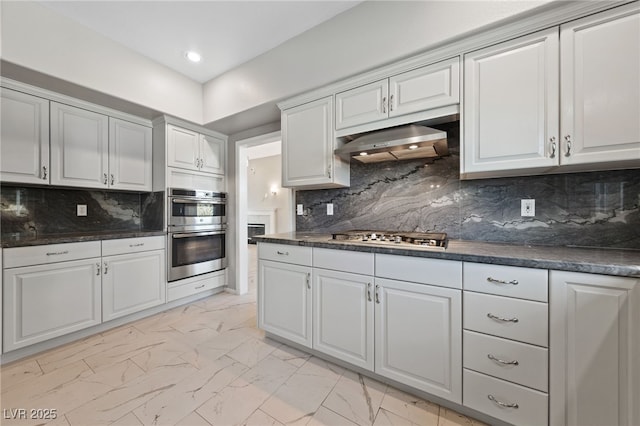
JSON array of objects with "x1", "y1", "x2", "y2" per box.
[{"x1": 167, "y1": 188, "x2": 227, "y2": 282}]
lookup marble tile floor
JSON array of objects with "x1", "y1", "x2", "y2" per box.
[{"x1": 0, "y1": 245, "x2": 487, "y2": 426}]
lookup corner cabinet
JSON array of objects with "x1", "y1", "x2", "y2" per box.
[
  {"x1": 462, "y1": 3, "x2": 640, "y2": 178},
  {"x1": 549, "y1": 270, "x2": 640, "y2": 426},
  {"x1": 281, "y1": 96, "x2": 349, "y2": 189},
  {"x1": 0, "y1": 88, "x2": 50, "y2": 184},
  {"x1": 50, "y1": 102, "x2": 152, "y2": 191}
]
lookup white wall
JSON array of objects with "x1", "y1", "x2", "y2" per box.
[
  {"x1": 0, "y1": 1, "x2": 203, "y2": 124},
  {"x1": 202, "y1": 0, "x2": 551, "y2": 124},
  {"x1": 247, "y1": 155, "x2": 291, "y2": 234}
]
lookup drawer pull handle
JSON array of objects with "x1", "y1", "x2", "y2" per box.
[
  {"x1": 488, "y1": 394, "x2": 519, "y2": 409},
  {"x1": 488, "y1": 354, "x2": 519, "y2": 366},
  {"x1": 487, "y1": 277, "x2": 518, "y2": 285},
  {"x1": 375, "y1": 284, "x2": 381, "y2": 304},
  {"x1": 487, "y1": 313, "x2": 519, "y2": 323},
  {"x1": 129, "y1": 243, "x2": 145, "y2": 248},
  {"x1": 195, "y1": 284, "x2": 205, "y2": 289},
  {"x1": 46, "y1": 250, "x2": 69, "y2": 256},
  {"x1": 276, "y1": 251, "x2": 289, "y2": 256},
  {"x1": 367, "y1": 283, "x2": 372, "y2": 302}
]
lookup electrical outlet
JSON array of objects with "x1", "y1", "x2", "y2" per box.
[
  {"x1": 327, "y1": 203, "x2": 334, "y2": 215},
  {"x1": 296, "y1": 204, "x2": 304, "y2": 216},
  {"x1": 77, "y1": 204, "x2": 87, "y2": 216},
  {"x1": 521, "y1": 199, "x2": 535, "y2": 217}
]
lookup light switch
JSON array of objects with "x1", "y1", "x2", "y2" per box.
[{"x1": 77, "y1": 204, "x2": 87, "y2": 216}]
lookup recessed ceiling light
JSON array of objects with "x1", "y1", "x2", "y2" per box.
[{"x1": 185, "y1": 51, "x2": 202, "y2": 63}]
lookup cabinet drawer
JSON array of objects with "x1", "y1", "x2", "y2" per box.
[
  {"x1": 102, "y1": 235, "x2": 165, "y2": 256},
  {"x1": 464, "y1": 263, "x2": 548, "y2": 302},
  {"x1": 167, "y1": 270, "x2": 225, "y2": 302},
  {"x1": 463, "y1": 330, "x2": 548, "y2": 392},
  {"x1": 258, "y1": 243, "x2": 312, "y2": 266},
  {"x1": 3, "y1": 241, "x2": 102, "y2": 268},
  {"x1": 313, "y1": 248, "x2": 374, "y2": 275},
  {"x1": 464, "y1": 292, "x2": 548, "y2": 347},
  {"x1": 463, "y1": 369, "x2": 548, "y2": 426},
  {"x1": 376, "y1": 254, "x2": 462, "y2": 289}
]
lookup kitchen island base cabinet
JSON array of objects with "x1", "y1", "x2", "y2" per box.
[
  {"x1": 313, "y1": 268, "x2": 374, "y2": 371},
  {"x1": 258, "y1": 259, "x2": 312, "y2": 348},
  {"x1": 3, "y1": 258, "x2": 101, "y2": 352},
  {"x1": 550, "y1": 271, "x2": 640, "y2": 426},
  {"x1": 375, "y1": 277, "x2": 462, "y2": 403}
]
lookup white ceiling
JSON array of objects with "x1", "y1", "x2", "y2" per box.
[{"x1": 39, "y1": 1, "x2": 361, "y2": 83}]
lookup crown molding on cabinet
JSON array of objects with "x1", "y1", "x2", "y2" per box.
[
  {"x1": 1, "y1": 77, "x2": 153, "y2": 128},
  {"x1": 277, "y1": 0, "x2": 636, "y2": 111},
  {"x1": 151, "y1": 115, "x2": 227, "y2": 141}
]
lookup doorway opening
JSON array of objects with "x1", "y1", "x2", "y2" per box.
[{"x1": 235, "y1": 131, "x2": 294, "y2": 295}]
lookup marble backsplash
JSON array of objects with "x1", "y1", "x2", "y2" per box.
[
  {"x1": 296, "y1": 123, "x2": 640, "y2": 249},
  {"x1": 0, "y1": 186, "x2": 164, "y2": 241}
]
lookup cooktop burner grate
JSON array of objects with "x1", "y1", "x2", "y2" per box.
[{"x1": 331, "y1": 230, "x2": 447, "y2": 249}]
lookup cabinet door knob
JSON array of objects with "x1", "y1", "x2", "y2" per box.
[
  {"x1": 564, "y1": 135, "x2": 572, "y2": 157},
  {"x1": 42, "y1": 166, "x2": 48, "y2": 180}
]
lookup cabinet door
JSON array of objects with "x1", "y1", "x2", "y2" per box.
[
  {"x1": 199, "y1": 134, "x2": 225, "y2": 175},
  {"x1": 389, "y1": 57, "x2": 460, "y2": 118},
  {"x1": 102, "y1": 250, "x2": 165, "y2": 322},
  {"x1": 3, "y1": 258, "x2": 102, "y2": 351},
  {"x1": 0, "y1": 88, "x2": 50, "y2": 184},
  {"x1": 335, "y1": 79, "x2": 388, "y2": 130},
  {"x1": 463, "y1": 28, "x2": 559, "y2": 175},
  {"x1": 108, "y1": 118, "x2": 152, "y2": 191},
  {"x1": 50, "y1": 102, "x2": 109, "y2": 188},
  {"x1": 167, "y1": 124, "x2": 200, "y2": 172},
  {"x1": 560, "y1": 4, "x2": 640, "y2": 166},
  {"x1": 550, "y1": 271, "x2": 640, "y2": 426},
  {"x1": 282, "y1": 97, "x2": 341, "y2": 188},
  {"x1": 258, "y1": 260, "x2": 312, "y2": 348},
  {"x1": 375, "y1": 277, "x2": 462, "y2": 403},
  {"x1": 313, "y1": 268, "x2": 374, "y2": 370}
]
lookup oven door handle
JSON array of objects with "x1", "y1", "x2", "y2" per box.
[
  {"x1": 171, "y1": 198, "x2": 226, "y2": 204},
  {"x1": 171, "y1": 231, "x2": 225, "y2": 238}
]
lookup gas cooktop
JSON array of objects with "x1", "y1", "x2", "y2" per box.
[{"x1": 331, "y1": 230, "x2": 447, "y2": 250}]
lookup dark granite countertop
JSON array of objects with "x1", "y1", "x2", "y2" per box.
[
  {"x1": 253, "y1": 233, "x2": 640, "y2": 278},
  {"x1": 1, "y1": 230, "x2": 166, "y2": 248}
]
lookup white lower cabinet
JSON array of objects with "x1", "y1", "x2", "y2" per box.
[
  {"x1": 102, "y1": 250, "x2": 165, "y2": 322},
  {"x1": 375, "y1": 277, "x2": 462, "y2": 402},
  {"x1": 2, "y1": 237, "x2": 165, "y2": 353},
  {"x1": 258, "y1": 244, "x2": 313, "y2": 348},
  {"x1": 3, "y1": 256, "x2": 102, "y2": 352},
  {"x1": 549, "y1": 270, "x2": 640, "y2": 426},
  {"x1": 313, "y1": 268, "x2": 374, "y2": 370}
]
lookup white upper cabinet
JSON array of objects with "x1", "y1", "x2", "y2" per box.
[
  {"x1": 51, "y1": 102, "x2": 109, "y2": 188},
  {"x1": 282, "y1": 96, "x2": 349, "y2": 189},
  {"x1": 109, "y1": 118, "x2": 152, "y2": 191},
  {"x1": 166, "y1": 124, "x2": 225, "y2": 176},
  {"x1": 463, "y1": 28, "x2": 560, "y2": 175},
  {"x1": 0, "y1": 88, "x2": 50, "y2": 184},
  {"x1": 463, "y1": 3, "x2": 640, "y2": 178},
  {"x1": 50, "y1": 102, "x2": 152, "y2": 190},
  {"x1": 336, "y1": 57, "x2": 460, "y2": 131},
  {"x1": 559, "y1": 4, "x2": 640, "y2": 166}
]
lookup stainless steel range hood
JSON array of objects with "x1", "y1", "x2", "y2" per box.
[{"x1": 335, "y1": 124, "x2": 449, "y2": 163}]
